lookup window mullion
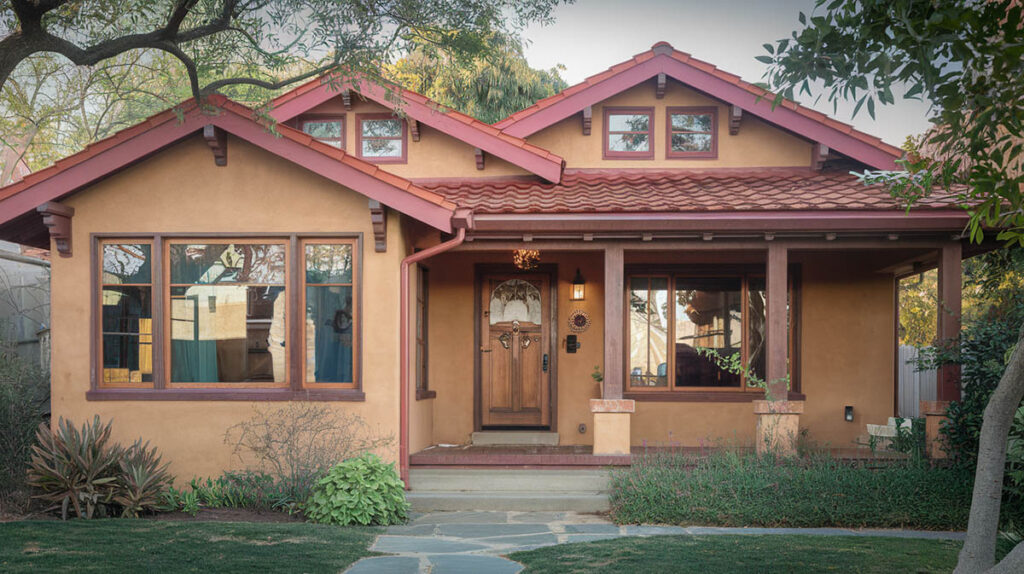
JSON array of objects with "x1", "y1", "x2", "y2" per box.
[
  {"x1": 289, "y1": 235, "x2": 300, "y2": 390},
  {"x1": 153, "y1": 235, "x2": 165, "y2": 389}
]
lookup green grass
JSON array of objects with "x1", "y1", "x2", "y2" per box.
[
  {"x1": 0, "y1": 520, "x2": 380, "y2": 573},
  {"x1": 509, "y1": 535, "x2": 962, "y2": 573}
]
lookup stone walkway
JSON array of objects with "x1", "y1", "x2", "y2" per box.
[{"x1": 345, "y1": 511, "x2": 966, "y2": 573}]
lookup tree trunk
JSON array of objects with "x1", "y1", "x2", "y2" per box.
[{"x1": 955, "y1": 322, "x2": 1024, "y2": 573}]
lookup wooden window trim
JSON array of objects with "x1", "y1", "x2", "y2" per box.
[
  {"x1": 415, "y1": 266, "x2": 435, "y2": 400},
  {"x1": 356, "y1": 113, "x2": 407, "y2": 164},
  {"x1": 666, "y1": 106, "x2": 718, "y2": 159},
  {"x1": 623, "y1": 264, "x2": 799, "y2": 401},
  {"x1": 299, "y1": 116, "x2": 345, "y2": 149},
  {"x1": 88, "y1": 233, "x2": 365, "y2": 401},
  {"x1": 301, "y1": 238, "x2": 360, "y2": 390},
  {"x1": 603, "y1": 106, "x2": 655, "y2": 160},
  {"x1": 96, "y1": 239, "x2": 155, "y2": 389}
]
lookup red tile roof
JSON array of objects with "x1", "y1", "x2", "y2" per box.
[
  {"x1": 494, "y1": 42, "x2": 902, "y2": 170},
  {"x1": 418, "y1": 168, "x2": 961, "y2": 214}
]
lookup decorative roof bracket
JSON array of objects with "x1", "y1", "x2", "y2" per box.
[
  {"x1": 203, "y1": 124, "x2": 227, "y2": 166},
  {"x1": 729, "y1": 105, "x2": 743, "y2": 135},
  {"x1": 812, "y1": 143, "x2": 830, "y2": 170},
  {"x1": 656, "y1": 73, "x2": 666, "y2": 99},
  {"x1": 369, "y1": 199, "x2": 387, "y2": 253},
  {"x1": 474, "y1": 148, "x2": 485, "y2": 170},
  {"x1": 37, "y1": 202, "x2": 74, "y2": 257},
  {"x1": 409, "y1": 119, "x2": 420, "y2": 142},
  {"x1": 341, "y1": 89, "x2": 352, "y2": 110},
  {"x1": 581, "y1": 106, "x2": 592, "y2": 136}
]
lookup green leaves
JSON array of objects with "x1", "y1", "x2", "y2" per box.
[{"x1": 303, "y1": 453, "x2": 409, "y2": 526}]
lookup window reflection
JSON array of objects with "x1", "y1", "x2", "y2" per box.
[
  {"x1": 674, "y1": 278, "x2": 742, "y2": 388},
  {"x1": 629, "y1": 277, "x2": 669, "y2": 387},
  {"x1": 607, "y1": 113, "x2": 652, "y2": 153},
  {"x1": 360, "y1": 118, "x2": 403, "y2": 158},
  {"x1": 669, "y1": 111, "x2": 714, "y2": 154},
  {"x1": 305, "y1": 243, "x2": 355, "y2": 384},
  {"x1": 101, "y1": 243, "x2": 152, "y2": 385}
]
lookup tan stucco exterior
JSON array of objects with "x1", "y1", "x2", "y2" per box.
[
  {"x1": 527, "y1": 79, "x2": 814, "y2": 169},
  {"x1": 52, "y1": 134, "x2": 407, "y2": 478}
]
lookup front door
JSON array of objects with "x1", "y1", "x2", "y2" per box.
[{"x1": 480, "y1": 274, "x2": 551, "y2": 427}]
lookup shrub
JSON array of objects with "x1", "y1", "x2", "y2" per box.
[
  {"x1": 161, "y1": 471, "x2": 299, "y2": 515},
  {"x1": 0, "y1": 341, "x2": 49, "y2": 512},
  {"x1": 304, "y1": 453, "x2": 408, "y2": 526},
  {"x1": 225, "y1": 403, "x2": 392, "y2": 504},
  {"x1": 609, "y1": 451, "x2": 973, "y2": 530},
  {"x1": 27, "y1": 416, "x2": 173, "y2": 519}
]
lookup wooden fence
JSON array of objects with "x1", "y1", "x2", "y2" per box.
[{"x1": 897, "y1": 345, "x2": 937, "y2": 418}]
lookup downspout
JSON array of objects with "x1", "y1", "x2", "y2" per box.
[{"x1": 399, "y1": 208, "x2": 473, "y2": 487}]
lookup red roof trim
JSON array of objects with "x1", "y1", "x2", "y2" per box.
[
  {"x1": 270, "y1": 75, "x2": 565, "y2": 182},
  {"x1": 0, "y1": 96, "x2": 456, "y2": 234},
  {"x1": 494, "y1": 43, "x2": 902, "y2": 171}
]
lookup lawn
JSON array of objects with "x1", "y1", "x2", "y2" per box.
[
  {"x1": 509, "y1": 535, "x2": 962, "y2": 573},
  {"x1": 0, "y1": 520, "x2": 380, "y2": 573}
]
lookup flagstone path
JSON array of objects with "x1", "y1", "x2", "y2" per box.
[{"x1": 344, "y1": 511, "x2": 966, "y2": 573}]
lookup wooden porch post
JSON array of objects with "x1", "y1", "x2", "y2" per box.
[
  {"x1": 591, "y1": 245, "x2": 633, "y2": 455},
  {"x1": 936, "y1": 242, "x2": 962, "y2": 401},
  {"x1": 766, "y1": 243, "x2": 789, "y2": 400},
  {"x1": 603, "y1": 245, "x2": 624, "y2": 400}
]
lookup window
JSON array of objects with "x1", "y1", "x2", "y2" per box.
[
  {"x1": 168, "y1": 241, "x2": 288, "y2": 387},
  {"x1": 627, "y1": 270, "x2": 791, "y2": 395},
  {"x1": 100, "y1": 242, "x2": 153, "y2": 387},
  {"x1": 303, "y1": 240, "x2": 358, "y2": 387},
  {"x1": 300, "y1": 117, "x2": 344, "y2": 149},
  {"x1": 667, "y1": 107, "x2": 717, "y2": 159},
  {"x1": 604, "y1": 107, "x2": 654, "y2": 159},
  {"x1": 357, "y1": 114, "x2": 406, "y2": 163},
  {"x1": 415, "y1": 266, "x2": 431, "y2": 398}
]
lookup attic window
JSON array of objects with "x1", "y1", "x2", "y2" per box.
[
  {"x1": 667, "y1": 107, "x2": 717, "y2": 159},
  {"x1": 604, "y1": 107, "x2": 654, "y2": 159},
  {"x1": 300, "y1": 118, "x2": 345, "y2": 149},
  {"x1": 357, "y1": 114, "x2": 407, "y2": 163}
]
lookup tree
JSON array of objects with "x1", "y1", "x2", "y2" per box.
[
  {"x1": 0, "y1": 0, "x2": 567, "y2": 102},
  {"x1": 389, "y1": 33, "x2": 567, "y2": 124},
  {"x1": 760, "y1": 2, "x2": 1024, "y2": 572}
]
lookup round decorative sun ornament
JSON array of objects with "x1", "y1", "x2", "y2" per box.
[{"x1": 568, "y1": 309, "x2": 591, "y2": 333}]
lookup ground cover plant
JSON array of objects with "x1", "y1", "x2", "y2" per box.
[
  {"x1": 304, "y1": 453, "x2": 409, "y2": 526},
  {"x1": 0, "y1": 520, "x2": 379, "y2": 573},
  {"x1": 509, "y1": 535, "x2": 962, "y2": 574},
  {"x1": 610, "y1": 451, "x2": 972, "y2": 530}
]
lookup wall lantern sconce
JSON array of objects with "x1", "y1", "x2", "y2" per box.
[
  {"x1": 844, "y1": 405, "x2": 854, "y2": 422},
  {"x1": 570, "y1": 268, "x2": 586, "y2": 301}
]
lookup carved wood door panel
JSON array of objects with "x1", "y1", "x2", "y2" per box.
[{"x1": 480, "y1": 275, "x2": 550, "y2": 427}]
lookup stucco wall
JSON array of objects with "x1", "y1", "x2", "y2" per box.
[
  {"x1": 52, "y1": 134, "x2": 406, "y2": 479},
  {"x1": 300, "y1": 97, "x2": 529, "y2": 179},
  {"x1": 526, "y1": 79, "x2": 813, "y2": 169},
  {"x1": 423, "y1": 249, "x2": 896, "y2": 450}
]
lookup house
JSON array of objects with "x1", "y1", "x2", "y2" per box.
[{"x1": 0, "y1": 43, "x2": 969, "y2": 489}]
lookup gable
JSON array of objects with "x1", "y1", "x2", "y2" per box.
[
  {"x1": 292, "y1": 95, "x2": 531, "y2": 179},
  {"x1": 527, "y1": 79, "x2": 814, "y2": 169}
]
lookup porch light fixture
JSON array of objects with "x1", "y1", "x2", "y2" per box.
[
  {"x1": 570, "y1": 268, "x2": 586, "y2": 301},
  {"x1": 844, "y1": 406, "x2": 854, "y2": 422}
]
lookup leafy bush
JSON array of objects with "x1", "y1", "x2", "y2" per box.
[
  {"x1": 161, "y1": 471, "x2": 299, "y2": 515},
  {"x1": 225, "y1": 403, "x2": 392, "y2": 505},
  {"x1": 304, "y1": 453, "x2": 408, "y2": 526},
  {"x1": 610, "y1": 451, "x2": 973, "y2": 530},
  {"x1": 27, "y1": 416, "x2": 173, "y2": 519},
  {"x1": 0, "y1": 340, "x2": 49, "y2": 512}
]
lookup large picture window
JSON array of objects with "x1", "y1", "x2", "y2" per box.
[
  {"x1": 627, "y1": 270, "x2": 791, "y2": 395},
  {"x1": 100, "y1": 241, "x2": 153, "y2": 387}
]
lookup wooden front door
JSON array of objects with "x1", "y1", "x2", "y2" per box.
[{"x1": 480, "y1": 274, "x2": 551, "y2": 427}]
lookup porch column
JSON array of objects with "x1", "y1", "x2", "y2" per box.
[
  {"x1": 591, "y1": 245, "x2": 633, "y2": 455},
  {"x1": 924, "y1": 242, "x2": 962, "y2": 459},
  {"x1": 753, "y1": 243, "x2": 804, "y2": 455}
]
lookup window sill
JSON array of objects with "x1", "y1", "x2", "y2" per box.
[
  {"x1": 86, "y1": 388, "x2": 366, "y2": 402},
  {"x1": 624, "y1": 391, "x2": 805, "y2": 403},
  {"x1": 416, "y1": 389, "x2": 437, "y2": 400}
]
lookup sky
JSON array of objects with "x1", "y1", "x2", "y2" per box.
[{"x1": 520, "y1": 0, "x2": 933, "y2": 147}]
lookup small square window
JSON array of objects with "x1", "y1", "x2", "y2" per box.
[
  {"x1": 300, "y1": 118, "x2": 344, "y2": 149},
  {"x1": 357, "y1": 114, "x2": 406, "y2": 163},
  {"x1": 604, "y1": 107, "x2": 654, "y2": 159},
  {"x1": 667, "y1": 107, "x2": 717, "y2": 159}
]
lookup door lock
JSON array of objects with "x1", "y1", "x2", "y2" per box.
[{"x1": 542, "y1": 354, "x2": 549, "y2": 372}]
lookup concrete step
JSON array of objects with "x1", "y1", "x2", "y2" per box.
[
  {"x1": 408, "y1": 469, "x2": 610, "y2": 493},
  {"x1": 406, "y1": 491, "x2": 610, "y2": 513},
  {"x1": 471, "y1": 431, "x2": 560, "y2": 446}
]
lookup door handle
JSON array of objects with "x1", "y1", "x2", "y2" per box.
[
  {"x1": 542, "y1": 354, "x2": 549, "y2": 372},
  {"x1": 480, "y1": 347, "x2": 491, "y2": 353}
]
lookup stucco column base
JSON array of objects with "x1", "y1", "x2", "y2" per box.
[
  {"x1": 921, "y1": 400, "x2": 951, "y2": 459},
  {"x1": 753, "y1": 400, "x2": 805, "y2": 457},
  {"x1": 591, "y1": 399, "x2": 634, "y2": 455}
]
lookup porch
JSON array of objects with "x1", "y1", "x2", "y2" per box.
[{"x1": 406, "y1": 237, "x2": 966, "y2": 471}]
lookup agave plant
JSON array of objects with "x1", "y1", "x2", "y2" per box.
[
  {"x1": 27, "y1": 416, "x2": 123, "y2": 519},
  {"x1": 113, "y1": 439, "x2": 173, "y2": 518}
]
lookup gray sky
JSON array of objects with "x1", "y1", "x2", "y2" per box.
[{"x1": 521, "y1": 0, "x2": 933, "y2": 147}]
